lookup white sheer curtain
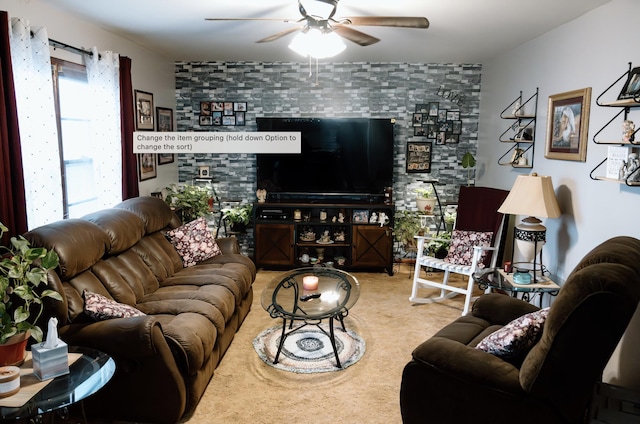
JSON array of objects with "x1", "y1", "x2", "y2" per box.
[
  {"x1": 84, "y1": 47, "x2": 122, "y2": 210},
  {"x1": 9, "y1": 17, "x2": 63, "y2": 229}
]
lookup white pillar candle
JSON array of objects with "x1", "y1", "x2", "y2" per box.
[{"x1": 302, "y1": 275, "x2": 319, "y2": 291}]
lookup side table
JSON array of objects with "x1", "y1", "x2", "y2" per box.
[
  {"x1": 473, "y1": 268, "x2": 561, "y2": 307},
  {"x1": 0, "y1": 346, "x2": 115, "y2": 423}
]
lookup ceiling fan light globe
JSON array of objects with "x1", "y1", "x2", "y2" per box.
[{"x1": 288, "y1": 29, "x2": 345, "y2": 58}]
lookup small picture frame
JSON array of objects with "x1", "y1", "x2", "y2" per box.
[
  {"x1": 406, "y1": 141, "x2": 432, "y2": 173},
  {"x1": 212, "y1": 102, "x2": 224, "y2": 112},
  {"x1": 234, "y1": 102, "x2": 247, "y2": 112},
  {"x1": 223, "y1": 102, "x2": 234, "y2": 116},
  {"x1": 200, "y1": 102, "x2": 211, "y2": 116},
  {"x1": 352, "y1": 209, "x2": 369, "y2": 223},
  {"x1": 199, "y1": 115, "x2": 213, "y2": 126},
  {"x1": 155, "y1": 107, "x2": 173, "y2": 132},
  {"x1": 235, "y1": 111, "x2": 245, "y2": 126},
  {"x1": 545, "y1": 87, "x2": 592, "y2": 162},
  {"x1": 134, "y1": 90, "x2": 154, "y2": 131},
  {"x1": 158, "y1": 153, "x2": 174, "y2": 165},
  {"x1": 222, "y1": 115, "x2": 236, "y2": 126},
  {"x1": 416, "y1": 104, "x2": 428, "y2": 113},
  {"x1": 212, "y1": 111, "x2": 222, "y2": 126},
  {"x1": 618, "y1": 67, "x2": 640, "y2": 100},
  {"x1": 412, "y1": 113, "x2": 424, "y2": 127},
  {"x1": 428, "y1": 102, "x2": 439, "y2": 116},
  {"x1": 138, "y1": 153, "x2": 157, "y2": 181}
]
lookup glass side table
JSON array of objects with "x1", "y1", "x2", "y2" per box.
[
  {"x1": 473, "y1": 268, "x2": 561, "y2": 307},
  {"x1": 0, "y1": 346, "x2": 115, "y2": 422}
]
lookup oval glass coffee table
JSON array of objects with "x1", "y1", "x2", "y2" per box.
[{"x1": 261, "y1": 267, "x2": 360, "y2": 368}]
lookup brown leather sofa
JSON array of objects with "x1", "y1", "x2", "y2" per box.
[
  {"x1": 25, "y1": 196, "x2": 256, "y2": 424},
  {"x1": 400, "y1": 236, "x2": 640, "y2": 424}
]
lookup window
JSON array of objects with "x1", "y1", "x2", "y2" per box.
[{"x1": 52, "y1": 58, "x2": 100, "y2": 218}]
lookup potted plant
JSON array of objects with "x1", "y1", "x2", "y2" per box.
[
  {"x1": 222, "y1": 204, "x2": 253, "y2": 233},
  {"x1": 425, "y1": 231, "x2": 452, "y2": 259},
  {"x1": 165, "y1": 183, "x2": 215, "y2": 223},
  {"x1": 461, "y1": 152, "x2": 476, "y2": 186},
  {"x1": 415, "y1": 186, "x2": 437, "y2": 215},
  {"x1": 393, "y1": 210, "x2": 425, "y2": 255},
  {"x1": 0, "y1": 223, "x2": 63, "y2": 365}
]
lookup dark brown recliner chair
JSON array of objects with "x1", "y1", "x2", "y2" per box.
[{"x1": 400, "y1": 236, "x2": 640, "y2": 424}]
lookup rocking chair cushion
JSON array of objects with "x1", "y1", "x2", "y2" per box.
[
  {"x1": 476, "y1": 307, "x2": 550, "y2": 362},
  {"x1": 444, "y1": 230, "x2": 494, "y2": 266}
]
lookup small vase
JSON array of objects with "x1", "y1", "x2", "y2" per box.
[{"x1": 0, "y1": 331, "x2": 30, "y2": 367}]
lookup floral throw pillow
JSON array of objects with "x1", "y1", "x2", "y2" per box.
[
  {"x1": 444, "y1": 230, "x2": 494, "y2": 266},
  {"x1": 476, "y1": 307, "x2": 550, "y2": 361},
  {"x1": 83, "y1": 290, "x2": 146, "y2": 321},
  {"x1": 165, "y1": 216, "x2": 221, "y2": 267}
]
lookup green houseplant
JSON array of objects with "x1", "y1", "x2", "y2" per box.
[
  {"x1": 461, "y1": 152, "x2": 476, "y2": 186},
  {"x1": 222, "y1": 204, "x2": 253, "y2": 233},
  {"x1": 165, "y1": 183, "x2": 214, "y2": 222},
  {"x1": 393, "y1": 210, "x2": 424, "y2": 253},
  {"x1": 0, "y1": 222, "x2": 63, "y2": 364}
]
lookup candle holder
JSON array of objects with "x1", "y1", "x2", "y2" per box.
[{"x1": 302, "y1": 275, "x2": 319, "y2": 291}]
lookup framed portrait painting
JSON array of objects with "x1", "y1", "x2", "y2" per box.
[
  {"x1": 134, "y1": 90, "x2": 154, "y2": 131},
  {"x1": 155, "y1": 107, "x2": 173, "y2": 132},
  {"x1": 545, "y1": 87, "x2": 591, "y2": 162},
  {"x1": 138, "y1": 153, "x2": 157, "y2": 181}
]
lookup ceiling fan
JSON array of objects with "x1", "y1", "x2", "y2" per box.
[{"x1": 205, "y1": 0, "x2": 429, "y2": 47}]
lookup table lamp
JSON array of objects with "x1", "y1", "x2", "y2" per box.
[{"x1": 498, "y1": 173, "x2": 561, "y2": 283}]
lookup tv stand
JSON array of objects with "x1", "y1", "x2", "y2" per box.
[{"x1": 254, "y1": 200, "x2": 395, "y2": 275}]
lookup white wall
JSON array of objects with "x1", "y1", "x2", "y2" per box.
[
  {"x1": 4, "y1": 0, "x2": 178, "y2": 196},
  {"x1": 478, "y1": 0, "x2": 640, "y2": 390}
]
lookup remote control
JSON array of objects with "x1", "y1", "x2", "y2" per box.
[{"x1": 300, "y1": 293, "x2": 321, "y2": 301}]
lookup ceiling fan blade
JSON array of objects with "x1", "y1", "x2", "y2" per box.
[
  {"x1": 256, "y1": 26, "x2": 303, "y2": 43},
  {"x1": 333, "y1": 26, "x2": 379, "y2": 46},
  {"x1": 342, "y1": 16, "x2": 429, "y2": 29},
  {"x1": 205, "y1": 18, "x2": 300, "y2": 23}
]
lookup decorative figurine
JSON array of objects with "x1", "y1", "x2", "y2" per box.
[
  {"x1": 378, "y1": 212, "x2": 389, "y2": 227},
  {"x1": 624, "y1": 152, "x2": 640, "y2": 181},
  {"x1": 256, "y1": 189, "x2": 267, "y2": 203},
  {"x1": 370, "y1": 212, "x2": 378, "y2": 224},
  {"x1": 338, "y1": 212, "x2": 345, "y2": 223},
  {"x1": 623, "y1": 120, "x2": 635, "y2": 142}
]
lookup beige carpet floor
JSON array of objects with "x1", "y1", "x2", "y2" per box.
[{"x1": 184, "y1": 264, "x2": 475, "y2": 424}]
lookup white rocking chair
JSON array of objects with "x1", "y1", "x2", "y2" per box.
[{"x1": 410, "y1": 186, "x2": 509, "y2": 315}]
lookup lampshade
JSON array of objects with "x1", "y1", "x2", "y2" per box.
[
  {"x1": 498, "y1": 173, "x2": 561, "y2": 280},
  {"x1": 288, "y1": 29, "x2": 346, "y2": 59},
  {"x1": 497, "y1": 173, "x2": 561, "y2": 218}
]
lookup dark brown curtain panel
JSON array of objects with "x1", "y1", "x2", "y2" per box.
[
  {"x1": 0, "y1": 11, "x2": 27, "y2": 241},
  {"x1": 119, "y1": 55, "x2": 138, "y2": 199}
]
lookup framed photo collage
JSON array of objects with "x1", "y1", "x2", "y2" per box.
[
  {"x1": 199, "y1": 101, "x2": 247, "y2": 127},
  {"x1": 413, "y1": 102, "x2": 462, "y2": 145}
]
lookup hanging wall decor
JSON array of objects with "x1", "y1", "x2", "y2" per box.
[{"x1": 199, "y1": 101, "x2": 247, "y2": 126}]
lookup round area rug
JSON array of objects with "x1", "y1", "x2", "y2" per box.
[{"x1": 253, "y1": 324, "x2": 366, "y2": 374}]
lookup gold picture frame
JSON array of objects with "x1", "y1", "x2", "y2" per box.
[{"x1": 545, "y1": 87, "x2": 591, "y2": 162}]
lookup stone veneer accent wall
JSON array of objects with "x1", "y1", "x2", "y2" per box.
[{"x1": 175, "y1": 61, "x2": 482, "y2": 254}]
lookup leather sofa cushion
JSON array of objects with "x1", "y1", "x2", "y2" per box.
[
  {"x1": 82, "y1": 208, "x2": 146, "y2": 254},
  {"x1": 25, "y1": 219, "x2": 110, "y2": 280}
]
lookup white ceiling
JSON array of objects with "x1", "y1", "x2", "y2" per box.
[{"x1": 42, "y1": 0, "x2": 610, "y2": 63}]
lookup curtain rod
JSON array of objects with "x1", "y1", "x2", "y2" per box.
[{"x1": 48, "y1": 38, "x2": 95, "y2": 57}]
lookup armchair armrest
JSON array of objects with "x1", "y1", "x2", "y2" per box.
[
  {"x1": 215, "y1": 236, "x2": 240, "y2": 254},
  {"x1": 411, "y1": 336, "x2": 523, "y2": 393},
  {"x1": 59, "y1": 315, "x2": 164, "y2": 359},
  {"x1": 472, "y1": 293, "x2": 540, "y2": 325}
]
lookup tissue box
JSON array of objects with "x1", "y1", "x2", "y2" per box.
[{"x1": 31, "y1": 340, "x2": 69, "y2": 381}]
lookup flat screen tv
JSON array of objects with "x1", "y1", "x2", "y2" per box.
[{"x1": 256, "y1": 117, "x2": 394, "y2": 199}]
